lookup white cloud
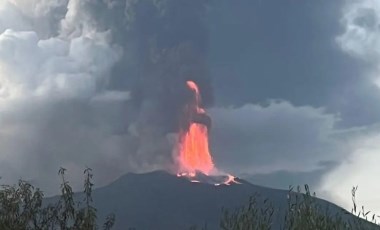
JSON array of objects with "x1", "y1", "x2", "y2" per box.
[
  {"x1": 6, "y1": 0, "x2": 68, "y2": 18},
  {"x1": 0, "y1": 29, "x2": 121, "y2": 99},
  {"x1": 0, "y1": 0, "x2": 133, "y2": 195},
  {"x1": 0, "y1": 1, "x2": 30, "y2": 33},
  {"x1": 337, "y1": 0, "x2": 380, "y2": 89},
  {"x1": 320, "y1": 0, "x2": 380, "y2": 214},
  {"x1": 320, "y1": 126, "x2": 380, "y2": 213},
  {"x1": 210, "y1": 99, "x2": 380, "y2": 215},
  {"x1": 337, "y1": 0, "x2": 380, "y2": 62},
  {"x1": 209, "y1": 101, "x2": 343, "y2": 174}
]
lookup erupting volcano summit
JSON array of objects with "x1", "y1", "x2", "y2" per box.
[
  {"x1": 177, "y1": 81, "x2": 215, "y2": 175},
  {"x1": 175, "y1": 81, "x2": 239, "y2": 186}
]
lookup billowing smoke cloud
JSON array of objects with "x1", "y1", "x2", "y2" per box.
[
  {"x1": 335, "y1": 0, "x2": 380, "y2": 89},
  {"x1": 320, "y1": 0, "x2": 380, "y2": 213},
  {"x1": 336, "y1": 0, "x2": 380, "y2": 63},
  {"x1": 0, "y1": 0, "x2": 212, "y2": 194}
]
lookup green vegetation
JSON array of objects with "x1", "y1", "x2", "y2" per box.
[
  {"x1": 218, "y1": 185, "x2": 380, "y2": 230},
  {"x1": 0, "y1": 168, "x2": 114, "y2": 230},
  {"x1": 0, "y1": 170, "x2": 378, "y2": 230}
]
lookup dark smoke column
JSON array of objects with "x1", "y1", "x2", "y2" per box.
[
  {"x1": 81, "y1": 0, "x2": 214, "y2": 170},
  {"x1": 123, "y1": 0, "x2": 214, "y2": 168}
]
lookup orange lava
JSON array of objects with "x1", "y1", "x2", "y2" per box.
[
  {"x1": 215, "y1": 174, "x2": 241, "y2": 186},
  {"x1": 177, "y1": 81, "x2": 214, "y2": 175},
  {"x1": 186, "y1": 81, "x2": 206, "y2": 114},
  {"x1": 179, "y1": 123, "x2": 214, "y2": 174}
]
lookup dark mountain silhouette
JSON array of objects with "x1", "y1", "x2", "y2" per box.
[{"x1": 47, "y1": 170, "x2": 377, "y2": 230}]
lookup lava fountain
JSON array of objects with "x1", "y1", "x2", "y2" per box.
[
  {"x1": 178, "y1": 81, "x2": 214, "y2": 175},
  {"x1": 176, "y1": 81, "x2": 239, "y2": 186}
]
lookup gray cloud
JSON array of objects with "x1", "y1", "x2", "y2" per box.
[
  {"x1": 207, "y1": 0, "x2": 380, "y2": 128},
  {"x1": 207, "y1": 97, "x2": 380, "y2": 214},
  {"x1": 320, "y1": 0, "x2": 380, "y2": 214},
  {"x1": 0, "y1": 0, "x2": 214, "y2": 194},
  {"x1": 242, "y1": 161, "x2": 338, "y2": 191},
  {"x1": 0, "y1": 0, "x2": 129, "y2": 194},
  {"x1": 336, "y1": 0, "x2": 380, "y2": 63},
  {"x1": 209, "y1": 101, "x2": 343, "y2": 175}
]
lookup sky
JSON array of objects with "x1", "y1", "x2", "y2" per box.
[{"x1": 1, "y1": 0, "x2": 380, "y2": 214}]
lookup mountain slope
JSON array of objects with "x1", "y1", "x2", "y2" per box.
[{"x1": 70, "y1": 170, "x2": 362, "y2": 230}]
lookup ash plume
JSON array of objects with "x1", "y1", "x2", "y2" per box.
[
  {"x1": 66, "y1": 0, "x2": 214, "y2": 171},
  {"x1": 122, "y1": 0, "x2": 214, "y2": 168},
  {"x1": 0, "y1": 0, "x2": 213, "y2": 194}
]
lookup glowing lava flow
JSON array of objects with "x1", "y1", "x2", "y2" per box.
[
  {"x1": 215, "y1": 175, "x2": 241, "y2": 186},
  {"x1": 178, "y1": 81, "x2": 214, "y2": 175}
]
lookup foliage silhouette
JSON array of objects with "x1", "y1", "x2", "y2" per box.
[{"x1": 0, "y1": 168, "x2": 115, "y2": 230}]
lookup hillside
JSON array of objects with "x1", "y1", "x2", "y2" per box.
[{"x1": 49, "y1": 170, "x2": 374, "y2": 230}]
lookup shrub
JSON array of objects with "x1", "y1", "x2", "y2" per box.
[
  {"x1": 219, "y1": 185, "x2": 380, "y2": 230},
  {"x1": 0, "y1": 167, "x2": 115, "y2": 230}
]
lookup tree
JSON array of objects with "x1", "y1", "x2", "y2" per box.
[{"x1": 0, "y1": 168, "x2": 115, "y2": 230}]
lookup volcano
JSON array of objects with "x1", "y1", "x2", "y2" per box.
[
  {"x1": 46, "y1": 170, "x2": 375, "y2": 230},
  {"x1": 58, "y1": 81, "x2": 376, "y2": 229}
]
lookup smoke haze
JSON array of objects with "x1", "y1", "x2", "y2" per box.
[{"x1": 0, "y1": 0, "x2": 212, "y2": 194}]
